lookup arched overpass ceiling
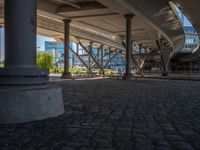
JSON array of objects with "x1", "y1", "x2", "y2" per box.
[
  {"x1": 173, "y1": 0, "x2": 200, "y2": 35},
  {"x1": 172, "y1": 0, "x2": 200, "y2": 61},
  {"x1": 98, "y1": 0, "x2": 184, "y2": 53},
  {"x1": 0, "y1": 0, "x2": 184, "y2": 54}
]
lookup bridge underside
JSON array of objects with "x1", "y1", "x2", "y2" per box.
[
  {"x1": 172, "y1": 0, "x2": 200, "y2": 62},
  {"x1": 0, "y1": 0, "x2": 187, "y2": 124}
]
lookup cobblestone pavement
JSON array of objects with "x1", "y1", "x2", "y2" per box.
[{"x1": 1, "y1": 79, "x2": 200, "y2": 150}]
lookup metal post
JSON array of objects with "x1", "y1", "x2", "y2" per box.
[
  {"x1": 88, "y1": 42, "x2": 93, "y2": 73},
  {"x1": 76, "y1": 43, "x2": 79, "y2": 54},
  {"x1": 124, "y1": 14, "x2": 133, "y2": 79},
  {"x1": 62, "y1": 19, "x2": 71, "y2": 79},
  {"x1": 139, "y1": 44, "x2": 142, "y2": 54},
  {"x1": 144, "y1": 47, "x2": 147, "y2": 54},
  {"x1": 156, "y1": 40, "x2": 168, "y2": 76},
  {"x1": 97, "y1": 48, "x2": 100, "y2": 60},
  {"x1": 100, "y1": 45, "x2": 104, "y2": 75},
  {"x1": 0, "y1": 0, "x2": 48, "y2": 85},
  {"x1": 190, "y1": 61, "x2": 192, "y2": 75}
]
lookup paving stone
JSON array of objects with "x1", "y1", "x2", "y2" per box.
[{"x1": 0, "y1": 80, "x2": 200, "y2": 149}]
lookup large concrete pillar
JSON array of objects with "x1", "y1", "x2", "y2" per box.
[
  {"x1": 0, "y1": 0, "x2": 48, "y2": 85},
  {"x1": 124, "y1": 14, "x2": 133, "y2": 78},
  {"x1": 62, "y1": 19, "x2": 71, "y2": 79},
  {"x1": 0, "y1": 0, "x2": 64, "y2": 124}
]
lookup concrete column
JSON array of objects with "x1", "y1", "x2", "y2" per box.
[
  {"x1": 0, "y1": 0, "x2": 48, "y2": 85},
  {"x1": 0, "y1": 0, "x2": 64, "y2": 124},
  {"x1": 124, "y1": 14, "x2": 133, "y2": 78},
  {"x1": 62, "y1": 19, "x2": 71, "y2": 79}
]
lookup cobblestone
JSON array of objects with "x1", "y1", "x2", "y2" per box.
[{"x1": 0, "y1": 79, "x2": 200, "y2": 150}]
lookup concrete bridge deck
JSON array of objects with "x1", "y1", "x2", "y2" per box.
[{"x1": 0, "y1": 79, "x2": 200, "y2": 150}]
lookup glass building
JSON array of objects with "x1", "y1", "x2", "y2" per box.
[{"x1": 45, "y1": 41, "x2": 79, "y2": 67}]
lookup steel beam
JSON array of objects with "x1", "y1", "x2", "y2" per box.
[
  {"x1": 69, "y1": 47, "x2": 90, "y2": 70},
  {"x1": 75, "y1": 37, "x2": 104, "y2": 73}
]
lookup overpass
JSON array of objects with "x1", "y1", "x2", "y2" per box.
[
  {"x1": 0, "y1": 0, "x2": 188, "y2": 124},
  {"x1": 171, "y1": 0, "x2": 200, "y2": 62},
  {"x1": 0, "y1": 0, "x2": 185, "y2": 75}
]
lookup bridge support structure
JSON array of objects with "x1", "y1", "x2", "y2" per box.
[
  {"x1": 0, "y1": 0, "x2": 64, "y2": 124},
  {"x1": 156, "y1": 40, "x2": 171, "y2": 76},
  {"x1": 62, "y1": 19, "x2": 72, "y2": 79},
  {"x1": 68, "y1": 39, "x2": 118, "y2": 76},
  {"x1": 124, "y1": 14, "x2": 134, "y2": 79}
]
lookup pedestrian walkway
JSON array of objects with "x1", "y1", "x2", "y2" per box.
[{"x1": 0, "y1": 79, "x2": 200, "y2": 150}]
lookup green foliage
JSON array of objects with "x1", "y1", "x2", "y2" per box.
[
  {"x1": 36, "y1": 52, "x2": 53, "y2": 69},
  {"x1": 70, "y1": 68, "x2": 86, "y2": 75},
  {"x1": 58, "y1": 67, "x2": 64, "y2": 73},
  {"x1": 0, "y1": 60, "x2": 4, "y2": 68},
  {"x1": 104, "y1": 69, "x2": 117, "y2": 75}
]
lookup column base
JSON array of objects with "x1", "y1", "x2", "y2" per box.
[
  {"x1": 61, "y1": 72, "x2": 72, "y2": 79},
  {"x1": 0, "y1": 67, "x2": 49, "y2": 85},
  {"x1": 123, "y1": 73, "x2": 132, "y2": 80},
  {"x1": 0, "y1": 84, "x2": 64, "y2": 124},
  {"x1": 162, "y1": 71, "x2": 168, "y2": 77}
]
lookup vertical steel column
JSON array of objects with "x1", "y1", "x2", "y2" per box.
[
  {"x1": 139, "y1": 44, "x2": 142, "y2": 54},
  {"x1": 108, "y1": 47, "x2": 111, "y2": 61},
  {"x1": 144, "y1": 47, "x2": 147, "y2": 54},
  {"x1": 62, "y1": 19, "x2": 71, "y2": 79},
  {"x1": 190, "y1": 61, "x2": 193, "y2": 74},
  {"x1": 100, "y1": 45, "x2": 104, "y2": 75},
  {"x1": 76, "y1": 43, "x2": 79, "y2": 54},
  {"x1": 125, "y1": 14, "x2": 133, "y2": 78},
  {"x1": 88, "y1": 42, "x2": 93, "y2": 73},
  {"x1": 97, "y1": 48, "x2": 100, "y2": 60},
  {"x1": 0, "y1": 0, "x2": 48, "y2": 85},
  {"x1": 131, "y1": 41, "x2": 134, "y2": 54}
]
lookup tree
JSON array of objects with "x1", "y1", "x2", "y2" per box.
[
  {"x1": 0, "y1": 59, "x2": 4, "y2": 68},
  {"x1": 36, "y1": 52, "x2": 53, "y2": 69}
]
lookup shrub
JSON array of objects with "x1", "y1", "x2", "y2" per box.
[{"x1": 36, "y1": 52, "x2": 53, "y2": 69}]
